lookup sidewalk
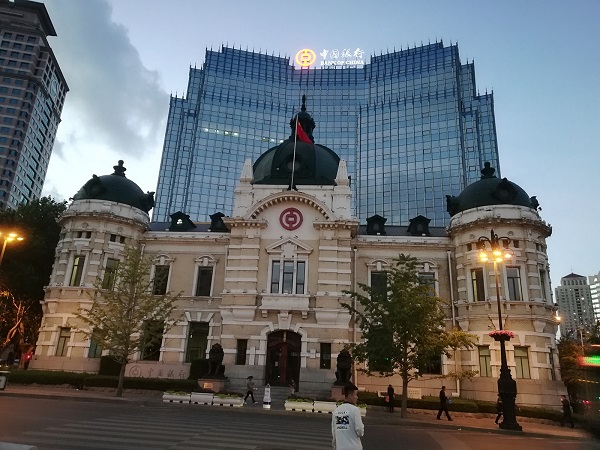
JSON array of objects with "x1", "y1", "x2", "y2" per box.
[{"x1": 0, "y1": 384, "x2": 594, "y2": 442}]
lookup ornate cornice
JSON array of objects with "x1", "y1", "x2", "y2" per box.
[
  {"x1": 447, "y1": 217, "x2": 552, "y2": 238},
  {"x1": 248, "y1": 191, "x2": 334, "y2": 220}
]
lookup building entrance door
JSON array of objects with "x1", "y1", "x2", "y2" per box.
[{"x1": 265, "y1": 330, "x2": 301, "y2": 388}]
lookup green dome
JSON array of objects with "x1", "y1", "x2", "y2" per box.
[
  {"x1": 72, "y1": 160, "x2": 155, "y2": 213},
  {"x1": 446, "y1": 163, "x2": 536, "y2": 217}
]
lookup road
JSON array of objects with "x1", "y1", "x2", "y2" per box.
[{"x1": 0, "y1": 397, "x2": 596, "y2": 450}]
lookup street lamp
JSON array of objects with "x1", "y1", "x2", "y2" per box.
[
  {"x1": 477, "y1": 229, "x2": 522, "y2": 431},
  {"x1": 0, "y1": 231, "x2": 24, "y2": 268}
]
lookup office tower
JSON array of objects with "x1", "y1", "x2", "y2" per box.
[
  {"x1": 0, "y1": 0, "x2": 67, "y2": 209},
  {"x1": 154, "y1": 42, "x2": 499, "y2": 226},
  {"x1": 555, "y1": 273, "x2": 596, "y2": 337},
  {"x1": 588, "y1": 272, "x2": 600, "y2": 321}
]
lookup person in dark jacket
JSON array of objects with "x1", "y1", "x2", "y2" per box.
[
  {"x1": 561, "y1": 395, "x2": 574, "y2": 428},
  {"x1": 494, "y1": 394, "x2": 503, "y2": 424},
  {"x1": 436, "y1": 385, "x2": 452, "y2": 421},
  {"x1": 387, "y1": 384, "x2": 395, "y2": 413}
]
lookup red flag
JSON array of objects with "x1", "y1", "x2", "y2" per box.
[{"x1": 296, "y1": 120, "x2": 312, "y2": 144}]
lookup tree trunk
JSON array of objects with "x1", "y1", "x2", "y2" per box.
[
  {"x1": 116, "y1": 360, "x2": 126, "y2": 397},
  {"x1": 400, "y1": 372, "x2": 409, "y2": 418}
]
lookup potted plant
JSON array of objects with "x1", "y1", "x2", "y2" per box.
[
  {"x1": 213, "y1": 392, "x2": 244, "y2": 407},
  {"x1": 284, "y1": 396, "x2": 314, "y2": 412},
  {"x1": 162, "y1": 390, "x2": 191, "y2": 403},
  {"x1": 488, "y1": 330, "x2": 515, "y2": 342},
  {"x1": 190, "y1": 388, "x2": 215, "y2": 405}
]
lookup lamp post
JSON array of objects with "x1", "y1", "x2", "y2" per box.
[
  {"x1": 477, "y1": 229, "x2": 522, "y2": 431},
  {"x1": 0, "y1": 231, "x2": 24, "y2": 268}
]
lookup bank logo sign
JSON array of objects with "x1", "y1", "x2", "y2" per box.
[{"x1": 295, "y1": 47, "x2": 366, "y2": 68}]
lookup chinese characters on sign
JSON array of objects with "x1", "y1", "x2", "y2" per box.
[
  {"x1": 319, "y1": 47, "x2": 365, "y2": 68},
  {"x1": 294, "y1": 48, "x2": 366, "y2": 69}
]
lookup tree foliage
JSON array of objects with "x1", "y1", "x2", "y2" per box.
[
  {"x1": 557, "y1": 335, "x2": 583, "y2": 400},
  {"x1": 342, "y1": 253, "x2": 476, "y2": 418},
  {"x1": 0, "y1": 197, "x2": 67, "y2": 356},
  {"x1": 76, "y1": 244, "x2": 182, "y2": 397}
]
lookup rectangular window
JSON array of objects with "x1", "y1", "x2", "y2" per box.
[
  {"x1": 539, "y1": 269, "x2": 547, "y2": 301},
  {"x1": 478, "y1": 346, "x2": 492, "y2": 377},
  {"x1": 320, "y1": 343, "x2": 332, "y2": 369},
  {"x1": 195, "y1": 267, "x2": 213, "y2": 296},
  {"x1": 141, "y1": 320, "x2": 164, "y2": 361},
  {"x1": 270, "y1": 260, "x2": 306, "y2": 294},
  {"x1": 56, "y1": 327, "x2": 70, "y2": 356},
  {"x1": 514, "y1": 346, "x2": 530, "y2": 379},
  {"x1": 69, "y1": 255, "x2": 85, "y2": 286},
  {"x1": 235, "y1": 339, "x2": 248, "y2": 365},
  {"x1": 102, "y1": 258, "x2": 119, "y2": 289},
  {"x1": 152, "y1": 265, "x2": 170, "y2": 295},
  {"x1": 506, "y1": 267, "x2": 522, "y2": 301},
  {"x1": 370, "y1": 271, "x2": 388, "y2": 299},
  {"x1": 471, "y1": 268, "x2": 485, "y2": 302},
  {"x1": 88, "y1": 336, "x2": 102, "y2": 358},
  {"x1": 185, "y1": 322, "x2": 209, "y2": 362},
  {"x1": 549, "y1": 348, "x2": 556, "y2": 381},
  {"x1": 419, "y1": 354, "x2": 442, "y2": 374},
  {"x1": 419, "y1": 272, "x2": 436, "y2": 296}
]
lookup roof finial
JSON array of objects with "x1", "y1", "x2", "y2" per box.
[
  {"x1": 301, "y1": 94, "x2": 306, "y2": 112},
  {"x1": 113, "y1": 160, "x2": 127, "y2": 177},
  {"x1": 480, "y1": 161, "x2": 495, "y2": 179}
]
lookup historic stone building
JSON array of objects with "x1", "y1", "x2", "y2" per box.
[{"x1": 30, "y1": 107, "x2": 564, "y2": 408}]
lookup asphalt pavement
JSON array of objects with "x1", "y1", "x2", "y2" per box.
[{"x1": 0, "y1": 383, "x2": 594, "y2": 443}]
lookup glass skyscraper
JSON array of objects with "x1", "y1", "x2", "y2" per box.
[{"x1": 154, "y1": 42, "x2": 499, "y2": 226}]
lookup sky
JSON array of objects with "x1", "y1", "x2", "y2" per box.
[{"x1": 40, "y1": 0, "x2": 599, "y2": 291}]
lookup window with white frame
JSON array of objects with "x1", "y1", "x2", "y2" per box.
[
  {"x1": 539, "y1": 267, "x2": 548, "y2": 302},
  {"x1": 69, "y1": 255, "x2": 86, "y2": 286},
  {"x1": 152, "y1": 264, "x2": 170, "y2": 295},
  {"x1": 471, "y1": 268, "x2": 486, "y2": 302},
  {"x1": 56, "y1": 327, "x2": 70, "y2": 356},
  {"x1": 370, "y1": 271, "x2": 388, "y2": 299},
  {"x1": 514, "y1": 346, "x2": 530, "y2": 378},
  {"x1": 102, "y1": 257, "x2": 119, "y2": 290},
  {"x1": 195, "y1": 267, "x2": 213, "y2": 297},
  {"x1": 270, "y1": 260, "x2": 305, "y2": 294},
  {"x1": 506, "y1": 266, "x2": 523, "y2": 301},
  {"x1": 478, "y1": 346, "x2": 492, "y2": 377},
  {"x1": 418, "y1": 272, "x2": 436, "y2": 297}
]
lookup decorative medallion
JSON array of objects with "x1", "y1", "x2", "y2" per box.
[{"x1": 280, "y1": 208, "x2": 303, "y2": 231}]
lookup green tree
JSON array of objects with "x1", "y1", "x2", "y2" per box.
[
  {"x1": 76, "y1": 245, "x2": 182, "y2": 397},
  {"x1": 343, "y1": 253, "x2": 476, "y2": 418},
  {"x1": 0, "y1": 197, "x2": 67, "y2": 357},
  {"x1": 557, "y1": 335, "x2": 583, "y2": 401}
]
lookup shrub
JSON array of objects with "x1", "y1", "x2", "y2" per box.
[
  {"x1": 7, "y1": 369, "x2": 88, "y2": 386},
  {"x1": 215, "y1": 392, "x2": 242, "y2": 398},
  {"x1": 287, "y1": 396, "x2": 313, "y2": 403},
  {"x1": 83, "y1": 375, "x2": 197, "y2": 391},
  {"x1": 188, "y1": 359, "x2": 209, "y2": 380}
]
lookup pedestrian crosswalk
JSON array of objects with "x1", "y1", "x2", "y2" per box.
[{"x1": 11, "y1": 407, "x2": 333, "y2": 450}]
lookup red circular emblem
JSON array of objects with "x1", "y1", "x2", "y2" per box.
[{"x1": 280, "y1": 208, "x2": 303, "y2": 231}]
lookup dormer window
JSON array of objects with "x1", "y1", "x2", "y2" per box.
[{"x1": 366, "y1": 214, "x2": 387, "y2": 236}]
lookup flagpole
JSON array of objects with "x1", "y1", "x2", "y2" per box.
[{"x1": 290, "y1": 113, "x2": 299, "y2": 190}]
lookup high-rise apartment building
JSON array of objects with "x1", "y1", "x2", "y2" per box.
[
  {"x1": 0, "y1": 0, "x2": 67, "y2": 209},
  {"x1": 588, "y1": 271, "x2": 600, "y2": 321},
  {"x1": 555, "y1": 273, "x2": 596, "y2": 336},
  {"x1": 154, "y1": 42, "x2": 499, "y2": 226}
]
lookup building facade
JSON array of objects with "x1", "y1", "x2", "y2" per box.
[
  {"x1": 588, "y1": 272, "x2": 600, "y2": 322},
  {"x1": 154, "y1": 42, "x2": 499, "y2": 227},
  {"x1": 555, "y1": 273, "x2": 596, "y2": 337},
  {"x1": 0, "y1": 0, "x2": 67, "y2": 210},
  {"x1": 31, "y1": 108, "x2": 563, "y2": 408}
]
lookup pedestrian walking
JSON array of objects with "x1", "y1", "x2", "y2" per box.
[
  {"x1": 436, "y1": 385, "x2": 452, "y2": 421},
  {"x1": 561, "y1": 395, "x2": 574, "y2": 428},
  {"x1": 289, "y1": 378, "x2": 296, "y2": 396},
  {"x1": 494, "y1": 394, "x2": 503, "y2": 424},
  {"x1": 332, "y1": 383, "x2": 364, "y2": 450},
  {"x1": 386, "y1": 384, "x2": 395, "y2": 413},
  {"x1": 244, "y1": 375, "x2": 257, "y2": 404}
]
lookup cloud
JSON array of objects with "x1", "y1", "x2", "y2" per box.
[{"x1": 43, "y1": 0, "x2": 168, "y2": 158}]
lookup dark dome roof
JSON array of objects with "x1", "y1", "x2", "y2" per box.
[
  {"x1": 253, "y1": 139, "x2": 340, "y2": 186},
  {"x1": 72, "y1": 160, "x2": 155, "y2": 213},
  {"x1": 446, "y1": 162, "x2": 535, "y2": 217},
  {"x1": 253, "y1": 95, "x2": 340, "y2": 186}
]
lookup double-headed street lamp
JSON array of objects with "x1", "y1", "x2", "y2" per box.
[
  {"x1": 0, "y1": 231, "x2": 24, "y2": 268},
  {"x1": 477, "y1": 229, "x2": 522, "y2": 431}
]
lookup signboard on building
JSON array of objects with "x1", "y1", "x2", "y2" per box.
[{"x1": 294, "y1": 47, "x2": 366, "y2": 69}]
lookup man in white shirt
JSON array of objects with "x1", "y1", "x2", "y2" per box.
[{"x1": 332, "y1": 383, "x2": 364, "y2": 450}]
